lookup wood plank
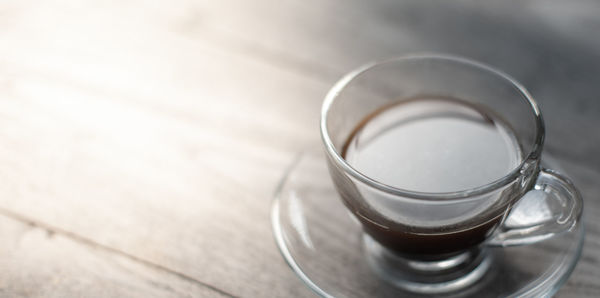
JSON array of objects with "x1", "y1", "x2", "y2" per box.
[
  {"x1": 0, "y1": 3, "x2": 320, "y2": 296},
  {"x1": 0, "y1": 71, "x2": 313, "y2": 297},
  {"x1": 5, "y1": 0, "x2": 596, "y2": 168},
  {"x1": 0, "y1": 213, "x2": 229, "y2": 297}
]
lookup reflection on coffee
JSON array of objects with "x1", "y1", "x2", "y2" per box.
[{"x1": 341, "y1": 96, "x2": 523, "y2": 256}]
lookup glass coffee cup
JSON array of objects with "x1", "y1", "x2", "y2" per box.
[{"x1": 320, "y1": 54, "x2": 583, "y2": 294}]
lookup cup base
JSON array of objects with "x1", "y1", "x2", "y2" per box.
[{"x1": 363, "y1": 234, "x2": 491, "y2": 294}]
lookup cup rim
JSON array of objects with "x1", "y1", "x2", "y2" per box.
[{"x1": 320, "y1": 53, "x2": 545, "y2": 201}]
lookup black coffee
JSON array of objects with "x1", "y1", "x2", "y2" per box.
[{"x1": 341, "y1": 96, "x2": 522, "y2": 256}]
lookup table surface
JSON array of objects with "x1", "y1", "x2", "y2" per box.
[{"x1": 0, "y1": 1, "x2": 599, "y2": 297}]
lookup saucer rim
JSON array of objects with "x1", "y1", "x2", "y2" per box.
[
  {"x1": 271, "y1": 153, "x2": 585, "y2": 298},
  {"x1": 271, "y1": 154, "x2": 332, "y2": 298}
]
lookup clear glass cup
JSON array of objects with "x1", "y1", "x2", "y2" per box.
[{"x1": 320, "y1": 54, "x2": 583, "y2": 294}]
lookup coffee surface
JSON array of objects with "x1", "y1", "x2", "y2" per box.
[{"x1": 343, "y1": 97, "x2": 522, "y2": 192}]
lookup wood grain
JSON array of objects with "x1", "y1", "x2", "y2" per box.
[
  {"x1": 0, "y1": 0, "x2": 598, "y2": 297},
  {"x1": 0, "y1": 212, "x2": 228, "y2": 297}
]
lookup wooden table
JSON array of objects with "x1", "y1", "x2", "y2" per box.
[{"x1": 0, "y1": 1, "x2": 598, "y2": 297}]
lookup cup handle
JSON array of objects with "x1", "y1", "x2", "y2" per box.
[{"x1": 487, "y1": 168, "x2": 583, "y2": 247}]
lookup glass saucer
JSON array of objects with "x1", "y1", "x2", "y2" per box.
[{"x1": 271, "y1": 153, "x2": 584, "y2": 298}]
